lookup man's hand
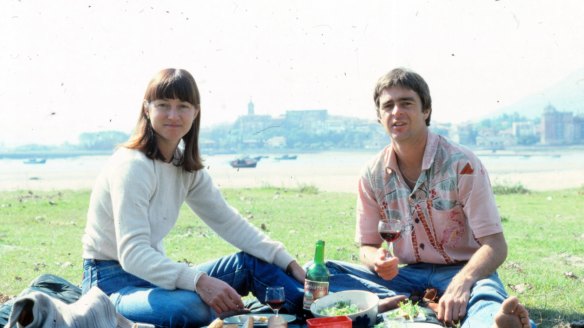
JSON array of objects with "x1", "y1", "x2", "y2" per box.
[
  {"x1": 196, "y1": 275, "x2": 245, "y2": 316},
  {"x1": 436, "y1": 276, "x2": 472, "y2": 325},
  {"x1": 436, "y1": 232, "x2": 508, "y2": 326},
  {"x1": 373, "y1": 248, "x2": 400, "y2": 280}
]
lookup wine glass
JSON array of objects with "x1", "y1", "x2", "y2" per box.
[
  {"x1": 265, "y1": 286, "x2": 285, "y2": 317},
  {"x1": 378, "y1": 219, "x2": 404, "y2": 258}
]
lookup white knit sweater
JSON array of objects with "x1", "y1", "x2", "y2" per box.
[{"x1": 82, "y1": 148, "x2": 294, "y2": 292}]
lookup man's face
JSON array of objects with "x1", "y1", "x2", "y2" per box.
[{"x1": 378, "y1": 86, "x2": 430, "y2": 142}]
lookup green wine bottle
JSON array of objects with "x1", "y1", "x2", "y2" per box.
[{"x1": 303, "y1": 240, "x2": 330, "y2": 310}]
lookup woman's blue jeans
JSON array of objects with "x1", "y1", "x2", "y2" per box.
[
  {"x1": 82, "y1": 252, "x2": 304, "y2": 328},
  {"x1": 324, "y1": 260, "x2": 535, "y2": 328}
]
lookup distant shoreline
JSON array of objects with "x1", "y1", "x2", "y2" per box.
[
  {"x1": 1, "y1": 149, "x2": 583, "y2": 193},
  {"x1": 2, "y1": 143, "x2": 583, "y2": 158},
  {"x1": 0, "y1": 150, "x2": 113, "y2": 160}
]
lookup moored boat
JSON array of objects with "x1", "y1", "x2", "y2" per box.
[
  {"x1": 23, "y1": 158, "x2": 47, "y2": 164},
  {"x1": 230, "y1": 157, "x2": 258, "y2": 168},
  {"x1": 275, "y1": 154, "x2": 297, "y2": 160}
]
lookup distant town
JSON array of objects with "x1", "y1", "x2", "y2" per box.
[
  {"x1": 199, "y1": 100, "x2": 584, "y2": 153},
  {"x1": 1, "y1": 100, "x2": 583, "y2": 157}
]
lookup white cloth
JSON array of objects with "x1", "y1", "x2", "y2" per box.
[{"x1": 7, "y1": 286, "x2": 154, "y2": 328}]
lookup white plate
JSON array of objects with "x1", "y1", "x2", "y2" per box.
[
  {"x1": 383, "y1": 309, "x2": 443, "y2": 327},
  {"x1": 384, "y1": 320, "x2": 442, "y2": 327},
  {"x1": 223, "y1": 314, "x2": 296, "y2": 326}
]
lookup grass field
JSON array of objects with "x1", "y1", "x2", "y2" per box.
[{"x1": 1, "y1": 186, "x2": 583, "y2": 327}]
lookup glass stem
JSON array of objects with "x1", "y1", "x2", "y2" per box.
[{"x1": 386, "y1": 242, "x2": 394, "y2": 259}]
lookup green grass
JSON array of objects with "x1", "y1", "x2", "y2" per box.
[
  {"x1": 492, "y1": 183, "x2": 531, "y2": 195},
  {"x1": 1, "y1": 186, "x2": 583, "y2": 327}
]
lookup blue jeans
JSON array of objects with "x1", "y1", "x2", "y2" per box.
[
  {"x1": 324, "y1": 260, "x2": 535, "y2": 328},
  {"x1": 82, "y1": 252, "x2": 304, "y2": 328}
]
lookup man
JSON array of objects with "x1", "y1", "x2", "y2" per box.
[{"x1": 328, "y1": 68, "x2": 532, "y2": 327}]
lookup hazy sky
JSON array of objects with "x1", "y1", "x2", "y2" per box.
[{"x1": 1, "y1": 0, "x2": 583, "y2": 146}]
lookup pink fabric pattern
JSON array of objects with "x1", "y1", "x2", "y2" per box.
[{"x1": 356, "y1": 132, "x2": 503, "y2": 264}]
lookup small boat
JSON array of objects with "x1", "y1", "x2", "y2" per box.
[
  {"x1": 230, "y1": 157, "x2": 258, "y2": 168},
  {"x1": 275, "y1": 154, "x2": 297, "y2": 160},
  {"x1": 23, "y1": 158, "x2": 47, "y2": 164}
]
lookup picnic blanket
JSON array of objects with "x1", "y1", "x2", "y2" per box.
[
  {"x1": 0, "y1": 274, "x2": 153, "y2": 328},
  {"x1": 1, "y1": 274, "x2": 81, "y2": 327}
]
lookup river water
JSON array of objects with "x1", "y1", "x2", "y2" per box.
[{"x1": 1, "y1": 149, "x2": 583, "y2": 192}]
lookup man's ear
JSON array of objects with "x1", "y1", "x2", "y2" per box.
[{"x1": 423, "y1": 108, "x2": 431, "y2": 119}]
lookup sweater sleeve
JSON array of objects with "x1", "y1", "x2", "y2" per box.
[
  {"x1": 185, "y1": 169, "x2": 294, "y2": 270},
  {"x1": 108, "y1": 154, "x2": 201, "y2": 291}
]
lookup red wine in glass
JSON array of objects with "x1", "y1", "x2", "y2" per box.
[
  {"x1": 380, "y1": 230, "x2": 401, "y2": 243},
  {"x1": 266, "y1": 299, "x2": 285, "y2": 311},
  {"x1": 378, "y1": 219, "x2": 403, "y2": 258},
  {"x1": 265, "y1": 286, "x2": 285, "y2": 316}
]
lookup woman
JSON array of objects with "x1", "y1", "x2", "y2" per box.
[{"x1": 81, "y1": 68, "x2": 306, "y2": 327}]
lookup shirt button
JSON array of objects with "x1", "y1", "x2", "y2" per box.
[
  {"x1": 415, "y1": 218, "x2": 420, "y2": 224},
  {"x1": 420, "y1": 243, "x2": 425, "y2": 250}
]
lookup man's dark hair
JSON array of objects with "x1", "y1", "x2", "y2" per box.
[{"x1": 373, "y1": 67, "x2": 432, "y2": 126}]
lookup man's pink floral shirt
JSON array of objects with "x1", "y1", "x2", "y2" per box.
[{"x1": 356, "y1": 132, "x2": 503, "y2": 264}]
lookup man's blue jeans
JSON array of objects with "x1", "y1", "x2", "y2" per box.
[
  {"x1": 324, "y1": 260, "x2": 534, "y2": 328},
  {"x1": 82, "y1": 252, "x2": 304, "y2": 328}
]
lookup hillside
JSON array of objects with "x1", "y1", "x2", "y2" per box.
[{"x1": 494, "y1": 67, "x2": 584, "y2": 119}]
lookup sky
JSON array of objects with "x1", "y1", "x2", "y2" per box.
[{"x1": 1, "y1": 0, "x2": 583, "y2": 147}]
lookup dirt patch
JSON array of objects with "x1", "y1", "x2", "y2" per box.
[
  {"x1": 559, "y1": 253, "x2": 584, "y2": 268},
  {"x1": 504, "y1": 261, "x2": 524, "y2": 273},
  {"x1": 0, "y1": 293, "x2": 13, "y2": 304}
]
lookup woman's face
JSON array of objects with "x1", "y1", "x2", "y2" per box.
[{"x1": 144, "y1": 98, "x2": 199, "y2": 151}]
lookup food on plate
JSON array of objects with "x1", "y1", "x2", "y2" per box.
[
  {"x1": 318, "y1": 301, "x2": 362, "y2": 316},
  {"x1": 385, "y1": 300, "x2": 424, "y2": 321},
  {"x1": 253, "y1": 316, "x2": 269, "y2": 323},
  {"x1": 208, "y1": 318, "x2": 223, "y2": 328}
]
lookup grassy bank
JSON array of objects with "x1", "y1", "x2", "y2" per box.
[{"x1": 0, "y1": 187, "x2": 583, "y2": 327}]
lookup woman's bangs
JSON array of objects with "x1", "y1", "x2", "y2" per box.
[{"x1": 151, "y1": 75, "x2": 194, "y2": 104}]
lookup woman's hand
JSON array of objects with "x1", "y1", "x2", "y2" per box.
[
  {"x1": 286, "y1": 260, "x2": 306, "y2": 284},
  {"x1": 373, "y1": 248, "x2": 400, "y2": 280},
  {"x1": 196, "y1": 275, "x2": 245, "y2": 316}
]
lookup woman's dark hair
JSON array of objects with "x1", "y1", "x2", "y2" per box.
[{"x1": 124, "y1": 68, "x2": 204, "y2": 171}]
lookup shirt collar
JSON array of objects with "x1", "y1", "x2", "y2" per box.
[{"x1": 385, "y1": 131, "x2": 440, "y2": 175}]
